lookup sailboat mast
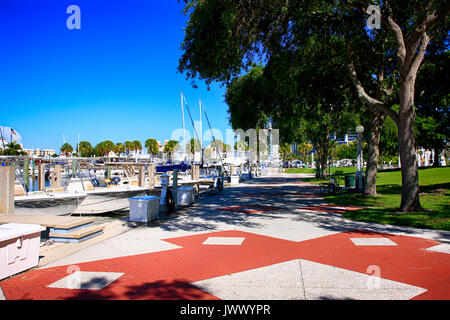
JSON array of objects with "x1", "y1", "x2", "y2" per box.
[
  {"x1": 181, "y1": 91, "x2": 186, "y2": 161},
  {"x1": 199, "y1": 99, "x2": 202, "y2": 150}
]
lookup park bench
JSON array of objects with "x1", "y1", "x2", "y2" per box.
[{"x1": 319, "y1": 177, "x2": 340, "y2": 194}]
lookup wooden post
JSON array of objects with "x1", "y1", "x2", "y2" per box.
[
  {"x1": 195, "y1": 165, "x2": 200, "y2": 180},
  {"x1": 138, "y1": 166, "x2": 144, "y2": 187},
  {"x1": 0, "y1": 166, "x2": 15, "y2": 214},
  {"x1": 23, "y1": 159, "x2": 30, "y2": 190},
  {"x1": 38, "y1": 164, "x2": 45, "y2": 191},
  {"x1": 148, "y1": 164, "x2": 155, "y2": 190},
  {"x1": 51, "y1": 164, "x2": 61, "y2": 188},
  {"x1": 72, "y1": 160, "x2": 77, "y2": 178},
  {"x1": 32, "y1": 159, "x2": 35, "y2": 191}
]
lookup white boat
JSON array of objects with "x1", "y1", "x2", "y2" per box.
[{"x1": 66, "y1": 178, "x2": 149, "y2": 214}]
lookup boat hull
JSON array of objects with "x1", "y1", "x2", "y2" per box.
[{"x1": 15, "y1": 193, "x2": 87, "y2": 216}]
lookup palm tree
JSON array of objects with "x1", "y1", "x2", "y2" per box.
[
  {"x1": 115, "y1": 142, "x2": 125, "y2": 157},
  {"x1": 60, "y1": 142, "x2": 73, "y2": 157},
  {"x1": 298, "y1": 142, "x2": 313, "y2": 167},
  {"x1": 95, "y1": 140, "x2": 115, "y2": 158},
  {"x1": 124, "y1": 141, "x2": 133, "y2": 157},
  {"x1": 77, "y1": 141, "x2": 94, "y2": 157},
  {"x1": 145, "y1": 138, "x2": 159, "y2": 160},
  {"x1": 164, "y1": 140, "x2": 179, "y2": 162},
  {"x1": 4, "y1": 142, "x2": 26, "y2": 156},
  {"x1": 279, "y1": 142, "x2": 291, "y2": 168},
  {"x1": 186, "y1": 138, "x2": 201, "y2": 162},
  {"x1": 132, "y1": 140, "x2": 142, "y2": 155}
]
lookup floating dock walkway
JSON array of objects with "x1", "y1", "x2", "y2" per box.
[{"x1": 0, "y1": 214, "x2": 104, "y2": 243}]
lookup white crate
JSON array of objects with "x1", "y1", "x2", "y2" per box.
[
  {"x1": 128, "y1": 196, "x2": 160, "y2": 222},
  {"x1": 0, "y1": 223, "x2": 46, "y2": 280}
]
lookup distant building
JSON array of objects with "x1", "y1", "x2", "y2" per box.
[
  {"x1": 330, "y1": 132, "x2": 357, "y2": 145},
  {"x1": 291, "y1": 142, "x2": 299, "y2": 154},
  {"x1": 21, "y1": 148, "x2": 56, "y2": 158},
  {"x1": 22, "y1": 148, "x2": 34, "y2": 157}
]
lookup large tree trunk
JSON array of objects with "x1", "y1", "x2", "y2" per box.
[
  {"x1": 321, "y1": 157, "x2": 328, "y2": 179},
  {"x1": 317, "y1": 146, "x2": 328, "y2": 179},
  {"x1": 365, "y1": 109, "x2": 386, "y2": 196},
  {"x1": 398, "y1": 80, "x2": 422, "y2": 212}
]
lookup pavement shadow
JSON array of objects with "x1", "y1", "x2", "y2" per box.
[
  {"x1": 150, "y1": 181, "x2": 327, "y2": 233},
  {"x1": 64, "y1": 278, "x2": 214, "y2": 300}
]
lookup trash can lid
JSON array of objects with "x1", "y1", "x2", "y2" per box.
[
  {"x1": 0, "y1": 223, "x2": 46, "y2": 242},
  {"x1": 129, "y1": 196, "x2": 160, "y2": 201}
]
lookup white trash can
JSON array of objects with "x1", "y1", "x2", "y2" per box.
[
  {"x1": 128, "y1": 196, "x2": 160, "y2": 222},
  {"x1": 230, "y1": 175, "x2": 240, "y2": 185},
  {"x1": 176, "y1": 186, "x2": 195, "y2": 206},
  {"x1": 0, "y1": 223, "x2": 46, "y2": 280}
]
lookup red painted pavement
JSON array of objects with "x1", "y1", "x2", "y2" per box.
[
  {"x1": 1, "y1": 229, "x2": 449, "y2": 300},
  {"x1": 217, "y1": 205, "x2": 283, "y2": 214},
  {"x1": 240, "y1": 193, "x2": 320, "y2": 198}
]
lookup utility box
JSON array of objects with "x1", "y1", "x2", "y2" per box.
[
  {"x1": 176, "y1": 186, "x2": 195, "y2": 206},
  {"x1": 128, "y1": 196, "x2": 160, "y2": 222},
  {"x1": 345, "y1": 175, "x2": 355, "y2": 188},
  {"x1": 0, "y1": 223, "x2": 46, "y2": 280}
]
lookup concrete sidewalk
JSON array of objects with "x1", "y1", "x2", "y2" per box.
[{"x1": 1, "y1": 174, "x2": 449, "y2": 300}]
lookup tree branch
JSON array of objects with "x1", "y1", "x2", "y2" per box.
[
  {"x1": 346, "y1": 46, "x2": 399, "y2": 126},
  {"x1": 408, "y1": 32, "x2": 431, "y2": 80},
  {"x1": 384, "y1": 0, "x2": 406, "y2": 67}
]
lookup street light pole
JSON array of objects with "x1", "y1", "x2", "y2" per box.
[{"x1": 355, "y1": 125, "x2": 364, "y2": 191}]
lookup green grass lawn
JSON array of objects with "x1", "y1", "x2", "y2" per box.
[{"x1": 321, "y1": 167, "x2": 450, "y2": 231}]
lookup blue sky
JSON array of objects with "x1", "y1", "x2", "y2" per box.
[{"x1": 0, "y1": 0, "x2": 232, "y2": 151}]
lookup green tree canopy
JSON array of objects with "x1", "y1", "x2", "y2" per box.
[
  {"x1": 124, "y1": 141, "x2": 134, "y2": 155},
  {"x1": 95, "y1": 140, "x2": 115, "y2": 157},
  {"x1": 3, "y1": 142, "x2": 26, "y2": 156},
  {"x1": 178, "y1": 0, "x2": 450, "y2": 212},
  {"x1": 164, "y1": 140, "x2": 180, "y2": 161},
  {"x1": 77, "y1": 141, "x2": 94, "y2": 157},
  {"x1": 115, "y1": 142, "x2": 125, "y2": 156},
  {"x1": 186, "y1": 138, "x2": 201, "y2": 155},
  {"x1": 415, "y1": 48, "x2": 449, "y2": 166},
  {"x1": 145, "y1": 138, "x2": 159, "y2": 156},
  {"x1": 132, "y1": 140, "x2": 142, "y2": 153},
  {"x1": 60, "y1": 142, "x2": 73, "y2": 156}
]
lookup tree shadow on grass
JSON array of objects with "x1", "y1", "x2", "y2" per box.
[{"x1": 341, "y1": 206, "x2": 450, "y2": 231}]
